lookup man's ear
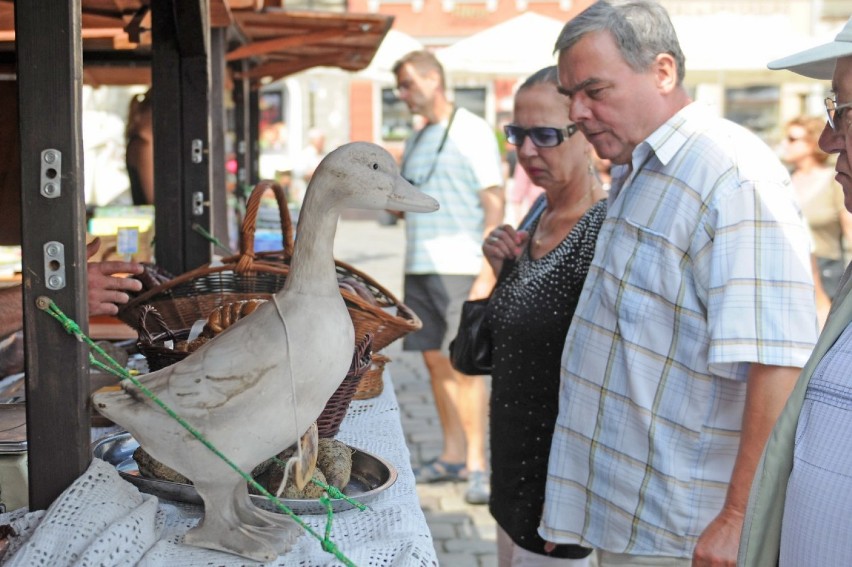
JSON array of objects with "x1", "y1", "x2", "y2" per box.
[{"x1": 654, "y1": 53, "x2": 679, "y2": 94}]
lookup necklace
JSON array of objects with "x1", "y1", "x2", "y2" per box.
[{"x1": 532, "y1": 177, "x2": 597, "y2": 249}]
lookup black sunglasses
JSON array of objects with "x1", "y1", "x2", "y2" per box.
[{"x1": 504, "y1": 124, "x2": 579, "y2": 148}]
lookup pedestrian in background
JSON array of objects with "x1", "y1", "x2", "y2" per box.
[
  {"x1": 782, "y1": 114, "x2": 852, "y2": 299},
  {"x1": 125, "y1": 89, "x2": 154, "y2": 206},
  {"x1": 392, "y1": 50, "x2": 504, "y2": 505},
  {"x1": 539, "y1": 2, "x2": 817, "y2": 565}
]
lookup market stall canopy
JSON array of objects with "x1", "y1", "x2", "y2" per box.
[
  {"x1": 0, "y1": 0, "x2": 393, "y2": 85},
  {"x1": 435, "y1": 12, "x2": 564, "y2": 78}
]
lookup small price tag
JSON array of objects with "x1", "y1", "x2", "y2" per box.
[{"x1": 116, "y1": 227, "x2": 140, "y2": 256}]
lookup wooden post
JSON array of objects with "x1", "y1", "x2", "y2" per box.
[
  {"x1": 151, "y1": 0, "x2": 213, "y2": 274},
  {"x1": 210, "y1": 27, "x2": 230, "y2": 254},
  {"x1": 15, "y1": 0, "x2": 90, "y2": 509}
]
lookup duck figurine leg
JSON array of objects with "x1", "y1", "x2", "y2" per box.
[{"x1": 92, "y1": 142, "x2": 438, "y2": 561}]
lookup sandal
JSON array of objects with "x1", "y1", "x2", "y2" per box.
[{"x1": 414, "y1": 458, "x2": 467, "y2": 483}]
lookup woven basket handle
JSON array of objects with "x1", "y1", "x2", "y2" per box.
[
  {"x1": 237, "y1": 180, "x2": 295, "y2": 273},
  {"x1": 137, "y1": 304, "x2": 176, "y2": 344}
]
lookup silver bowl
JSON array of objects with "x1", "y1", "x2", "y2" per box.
[{"x1": 92, "y1": 431, "x2": 397, "y2": 515}]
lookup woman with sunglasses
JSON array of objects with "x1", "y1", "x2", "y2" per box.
[
  {"x1": 481, "y1": 66, "x2": 606, "y2": 566},
  {"x1": 782, "y1": 115, "x2": 852, "y2": 324}
]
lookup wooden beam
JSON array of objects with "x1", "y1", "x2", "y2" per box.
[
  {"x1": 231, "y1": 61, "x2": 251, "y2": 216},
  {"x1": 151, "y1": 0, "x2": 185, "y2": 274},
  {"x1": 151, "y1": 0, "x2": 213, "y2": 273},
  {"x1": 235, "y1": 54, "x2": 340, "y2": 81},
  {"x1": 225, "y1": 28, "x2": 344, "y2": 61},
  {"x1": 177, "y1": 0, "x2": 213, "y2": 270},
  {"x1": 15, "y1": 0, "x2": 90, "y2": 509},
  {"x1": 174, "y1": 0, "x2": 208, "y2": 58},
  {"x1": 210, "y1": 28, "x2": 230, "y2": 254}
]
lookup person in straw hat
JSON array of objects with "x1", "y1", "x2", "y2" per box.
[{"x1": 739, "y1": 16, "x2": 852, "y2": 567}]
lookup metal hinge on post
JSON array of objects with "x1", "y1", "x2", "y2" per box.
[
  {"x1": 190, "y1": 139, "x2": 209, "y2": 216},
  {"x1": 43, "y1": 241, "x2": 66, "y2": 291},
  {"x1": 191, "y1": 139, "x2": 204, "y2": 164},
  {"x1": 41, "y1": 149, "x2": 66, "y2": 290},
  {"x1": 40, "y1": 149, "x2": 61, "y2": 198},
  {"x1": 191, "y1": 192, "x2": 210, "y2": 216}
]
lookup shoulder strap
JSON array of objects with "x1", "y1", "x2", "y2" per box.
[
  {"x1": 401, "y1": 106, "x2": 459, "y2": 186},
  {"x1": 494, "y1": 194, "x2": 546, "y2": 288},
  {"x1": 518, "y1": 193, "x2": 547, "y2": 231}
]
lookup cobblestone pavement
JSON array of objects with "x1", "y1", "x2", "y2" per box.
[{"x1": 334, "y1": 217, "x2": 498, "y2": 567}]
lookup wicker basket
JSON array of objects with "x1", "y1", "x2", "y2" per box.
[
  {"x1": 353, "y1": 353, "x2": 388, "y2": 400},
  {"x1": 117, "y1": 179, "x2": 294, "y2": 331},
  {"x1": 254, "y1": 251, "x2": 422, "y2": 352},
  {"x1": 119, "y1": 176, "x2": 422, "y2": 352},
  {"x1": 318, "y1": 334, "x2": 373, "y2": 438},
  {"x1": 135, "y1": 305, "x2": 192, "y2": 372}
]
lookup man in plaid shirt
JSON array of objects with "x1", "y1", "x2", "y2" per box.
[{"x1": 539, "y1": 2, "x2": 818, "y2": 565}]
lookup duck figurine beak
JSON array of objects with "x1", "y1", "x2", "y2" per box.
[{"x1": 388, "y1": 176, "x2": 440, "y2": 213}]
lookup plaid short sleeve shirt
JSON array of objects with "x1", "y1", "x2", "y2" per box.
[{"x1": 540, "y1": 103, "x2": 818, "y2": 557}]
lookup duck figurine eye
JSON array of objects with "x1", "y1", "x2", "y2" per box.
[{"x1": 372, "y1": 162, "x2": 379, "y2": 170}]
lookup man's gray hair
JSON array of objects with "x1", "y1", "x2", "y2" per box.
[{"x1": 554, "y1": 0, "x2": 686, "y2": 85}]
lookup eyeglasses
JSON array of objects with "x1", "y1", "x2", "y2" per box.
[
  {"x1": 504, "y1": 124, "x2": 579, "y2": 148},
  {"x1": 825, "y1": 97, "x2": 852, "y2": 131}
]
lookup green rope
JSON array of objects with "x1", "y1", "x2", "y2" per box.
[
  {"x1": 269, "y1": 456, "x2": 368, "y2": 511},
  {"x1": 191, "y1": 222, "x2": 234, "y2": 255},
  {"x1": 38, "y1": 297, "x2": 357, "y2": 566}
]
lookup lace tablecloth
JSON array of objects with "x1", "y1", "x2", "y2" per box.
[{"x1": 0, "y1": 373, "x2": 438, "y2": 566}]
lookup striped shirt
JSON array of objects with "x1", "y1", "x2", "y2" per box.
[
  {"x1": 402, "y1": 107, "x2": 503, "y2": 275},
  {"x1": 540, "y1": 102, "x2": 818, "y2": 557}
]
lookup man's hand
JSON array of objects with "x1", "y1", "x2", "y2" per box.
[
  {"x1": 691, "y1": 506, "x2": 744, "y2": 566},
  {"x1": 85, "y1": 238, "x2": 144, "y2": 316},
  {"x1": 692, "y1": 364, "x2": 798, "y2": 566}
]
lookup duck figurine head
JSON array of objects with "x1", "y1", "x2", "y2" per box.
[{"x1": 92, "y1": 142, "x2": 438, "y2": 561}]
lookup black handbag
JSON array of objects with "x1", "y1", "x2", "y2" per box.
[
  {"x1": 449, "y1": 196, "x2": 546, "y2": 375},
  {"x1": 448, "y1": 293, "x2": 496, "y2": 376}
]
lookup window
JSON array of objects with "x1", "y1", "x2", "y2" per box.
[
  {"x1": 725, "y1": 85, "x2": 779, "y2": 143},
  {"x1": 453, "y1": 87, "x2": 486, "y2": 119},
  {"x1": 381, "y1": 88, "x2": 414, "y2": 141}
]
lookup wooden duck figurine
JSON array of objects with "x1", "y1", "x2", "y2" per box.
[{"x1": 92, "y1": 142, "x2": 439, "y2": 561}]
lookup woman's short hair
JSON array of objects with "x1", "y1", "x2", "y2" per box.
[{"x1": 518, "y1": 66, "x2": 560, "y2": 92}]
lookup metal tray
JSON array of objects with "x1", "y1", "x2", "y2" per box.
[{"x1": 92, "y1": 431, "x2": 397, "y2": 515}]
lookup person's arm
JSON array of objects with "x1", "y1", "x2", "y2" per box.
[
  {"x1": 691, "y1": 363, "x2": 800, "y2": 567},
  {"x1": 0, "y1": 286, "x2": 23, "y2": 338},
  {"x1": 0, "y1": 239, "x2": 143, "y2": 340},
  {"x1": 468, "y1": 185, "x2": 505, "y2": 300}
]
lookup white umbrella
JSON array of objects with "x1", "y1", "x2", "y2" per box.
[
  {"x1": 357, "y1": 29, "x2": 424, "y2": 83},
  {"x1": 675, "y1": 13, "x2": 816, "y2": 73},
  {"x1": 436, "y1": 12, "x2": 565, "y2": 77}
]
